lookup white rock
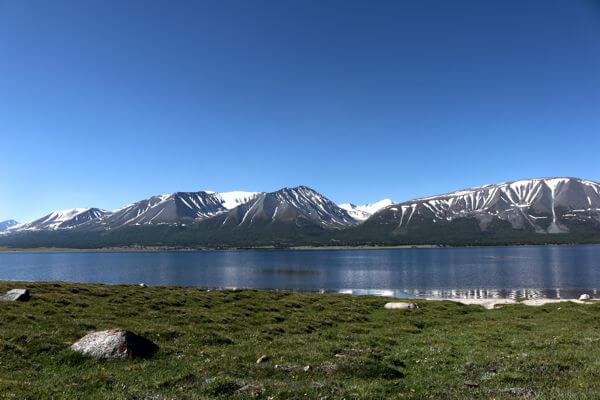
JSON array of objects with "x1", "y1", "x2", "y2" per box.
[
  {"x1": 256, "y1": 355, "x2": 268, "y2": 364},
  {"x1": 71, "y1": 329, "x2": 158, "y2": 359},
  {"x1": 139, "y1": 283, "x2": 147, "y2": 288},
  {"x1": 0, "y1": 288, "x2": 30, "y2": 302},
  {"x1": 579, "y1": 293, "x2": 591, "y2": 300},
  {"x1": 384, "y1": 302, "x2": 418, "y2": 310}
]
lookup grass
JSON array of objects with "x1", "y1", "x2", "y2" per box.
[{"x1": 1, "y1": 282, "x2": 600, "y2": 399}]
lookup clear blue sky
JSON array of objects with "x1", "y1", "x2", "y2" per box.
[{"x1": 1, "y1": 0, "x2": 599, "y2": 222}]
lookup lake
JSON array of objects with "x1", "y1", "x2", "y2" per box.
[{"x1": 0, "y1": 245, "x2": 599, "y2": 299}]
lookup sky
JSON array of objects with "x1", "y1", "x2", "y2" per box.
[{"x1": 1, "y1": 0, "x2": 600, "y2": 222}]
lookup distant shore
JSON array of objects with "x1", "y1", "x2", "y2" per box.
[
  {"x1": 0, "y1": 244, "x2": 442, "y2": 253},
  {"x1": 0, "y1": 242, "x2": 596, "y2": 253}
]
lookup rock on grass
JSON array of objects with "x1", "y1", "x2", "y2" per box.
[
  {"x1": 0, "y1": 289, "x2": 30, "y2": 302},
  {"x1": 256, "y1": 355, "x2": 268, "y2": 364},
  {"x1": 71, "y1": 329, "x2": 158, "y2": 359},
  {"x1": 384, "y1": 302, "x2": 417, "y2": 310}
]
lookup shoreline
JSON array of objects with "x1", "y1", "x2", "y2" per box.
[
  {"x1": 425, "y1": 297, "x2": 600, "y2": 309},
  {"x1": 0, "y1": 280, "x2": 596, "y2": 307},
  {"x1": 1, "y1": 242, "x2": 599, "y2": 253}
]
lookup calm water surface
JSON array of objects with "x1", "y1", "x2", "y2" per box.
[{"x1": 1, "y1": 245, "x2": 599, "y2": 299}]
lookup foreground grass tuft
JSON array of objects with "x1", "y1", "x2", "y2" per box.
[{"x1": 1, "y1": 281, "x2": 600, "y2": 399}]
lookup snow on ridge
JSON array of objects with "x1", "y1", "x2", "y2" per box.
[
  {"x1": 113, "y1": 203, "x2": 135, "y2": 213},
  {"x1": 215, "y1": 191, "x2": 260, "y2": 210},
  {"x1": 380, "y1": 177, "x2": 600, "y2": 233},
  {"x1": 8, "y1": 207, "x2": 98, "y2": 231},
  {"x1": 48, "y1": 208, "x2": 90, "y2": 220},
  {"x1": 340, "y1": 199, "x2": 394, "y2": 221},
  {"x1": 357, "y1": 199, "x2": 394, "y2": 215},
  {"x1": 413, "y1": 177, "x2": 595, "y2": 203},
  {"x1": 157, "y1": 194, "x2": 171, "y2": 202}
]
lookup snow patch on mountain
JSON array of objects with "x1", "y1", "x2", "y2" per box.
[
  {"x1": 214, "y1": 191, "x2": 260, "y2": 210},
  {"x1": 339, "y1": 199, "x2": 394, "y2": 221}
]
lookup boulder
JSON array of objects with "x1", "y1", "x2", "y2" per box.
[
  {"x1": 71, "y1": 329, "x2": 158, "y2": 359},
  {"x1": 0, "y1": 288, "x2": 30, "y2": 302},
  {"x1": 384, "y1": 302, "x2": 418, "y2": 310},
  {"x1": 579, "y1": 294, "x2": 591, "y2": 301}
]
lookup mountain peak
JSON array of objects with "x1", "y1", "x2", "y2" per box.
[
  {"x1": 0, "y1": 219, "x2": 18, "y2": 232},
  {"x1": 215, "y1": 186, "x2": 356, "y2": 230}
]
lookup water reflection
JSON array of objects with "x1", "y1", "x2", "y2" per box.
[{"x1": 0, "y1": 245, "x2": 599, "y2": 298}]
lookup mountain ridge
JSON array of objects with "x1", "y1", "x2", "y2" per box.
[
  {"x1": 2, "y1": 177, "x2": 600, "y2": 248},
  {"x1": 361, "y1": 177, "x2": 600, "y2": 241}
]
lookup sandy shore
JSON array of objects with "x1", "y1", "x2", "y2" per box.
[{"x1": 425, "y1": 297, "x2": 600, "y2": 309}]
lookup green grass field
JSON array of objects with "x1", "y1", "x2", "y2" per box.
[{"x1": 1, "y1": 281, "x2": 600, "y2": 399}]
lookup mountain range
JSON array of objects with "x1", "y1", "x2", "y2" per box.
[{"x1": 1, "y1": 177, "x2": 600, "y2": 248}]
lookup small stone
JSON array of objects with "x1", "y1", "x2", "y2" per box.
[
  {"x1": 303, "y1": 365, "x2": 311, "y2": 372},
  {"x1": 237, "y1": 383, "x2": 264, "y2": 397},
  {"x1": 464, "y1": 380, "x2": 479, "y2": 387},
  {"x1": 384, "y1": 302, "x2": 418, "y2": 310},
  {"x1": 71, "y1": 329, "x2": 158, "y2": 359},
  {"x1": 0, "y1": 289, "x2": 30, "y2": 302},
  {"x1": 322, "y1": 363, "x2": 338, "y2": 375},
  {"x1": 579, "y1": 293, "x2": 591, "y2": 300},
  {"x1": 507, "y1": 387, "x2": 535, "y2": 397},
  {"x1": 256, "y1": 355, "x2": 268, "y2": 364},
  {"x1": 139, "y1": 283, "x2": 147, "y2": 288}
]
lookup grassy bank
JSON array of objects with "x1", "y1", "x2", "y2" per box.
[{"x1": 1, "y1": 282, "x2": 600, "y2": 399}]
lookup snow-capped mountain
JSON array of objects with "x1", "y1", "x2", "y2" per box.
[
  {"x1": 3, "y1": 191, "x2": 262, "y2": 234},
  {"x1": 9, "y1": 208, "x2": 109, "y2": 231},
  {"x1": 366, "y1": 177, "x2": 600, "y2": 235},
  {"x1": 339, "y1": 199, "x2": 394, "y2": 221},
  {"x1": 99, "y1": 192, "x2": 227, "y2": 228},
  {"x1": 216, "y1": 186, "x2": 357, "y2": 230},
  {"x1": 89, "y1": 190, "x2": 262, "y2": 229},
  {"x1": 2, "y1": 178, "x2": 600, "y2": 248},
  {"x1": 0, "y1": 220, "x2": 18, "y2": 232}
]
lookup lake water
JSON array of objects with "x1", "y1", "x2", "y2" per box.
[{"x1": 0, "y1": 245, "x2": 599, "y2": 299}]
